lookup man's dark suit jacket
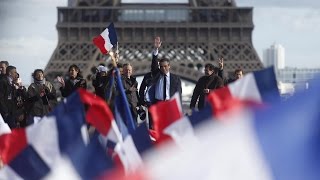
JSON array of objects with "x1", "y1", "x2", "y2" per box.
[
  {"x1": 150, "y1": 54, "x2": 182, "y2": 102},
  {"x1": 0, "y1": 77, "x2": 15, "y2": 117}
]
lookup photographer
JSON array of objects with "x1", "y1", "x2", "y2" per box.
[
  {"x1": 12, "y1": 73, "x2": 28, "y2": 127},
  {"x1": 92, "y1": 65, "x2": 109, "y2": 99},
  {"x1": 28, "y1": 69, "x2": 57, "y2": 118}
]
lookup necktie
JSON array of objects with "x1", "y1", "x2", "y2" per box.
[{"x1": 163, "y1": 75, "x2": 166, "y2": 100}]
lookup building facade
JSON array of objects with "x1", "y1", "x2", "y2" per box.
[
  {"x1": 263, "y1": 43, "x2": 285, "y2": 70},
  {"x1": 45, "y1": 0, "x2": 263, "y2": 90}
]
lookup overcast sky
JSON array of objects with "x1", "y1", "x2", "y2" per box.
[{"x1": 1, "y1": 0, "x2": 320, "y2": 84}]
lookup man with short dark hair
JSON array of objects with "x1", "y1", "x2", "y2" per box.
[
  {"x1": 150, "y1": 37, "x2": 182, "y2": 103},
  {"x1": 0, "y1": 65, "x2": 20, "y2": 128},
  {"x1": 0, "y1": 61, "x2": 9, "y2": 80},
  {"x1": 190, "y1": 63, "x2": 224, "y2": 110},
  {"x1": 226, "y1": 68, "x2": 243, "y2": 84}
]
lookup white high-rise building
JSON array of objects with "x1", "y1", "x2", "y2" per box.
[{"x1": 263, "y1": 43, "x2": 285, "y2": 70}]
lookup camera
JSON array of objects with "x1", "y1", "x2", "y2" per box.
[{"x1": 137, "y1": 107, "x2": 146, "y2": 120}]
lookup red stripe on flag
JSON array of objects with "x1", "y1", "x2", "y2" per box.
[
  {"x1": 0, "y1": 129, "x2": 27, "y2": 164},
  {"x1": 207, "y1": 87, "x2": 243, "y2": 117},
  {"x1": 93, "y1": 35, "x2": 108, "y2": 54},
  {"x1": 207, "y1": 87, "x2": 265, "y2": 118},
  {"x1": 78, "y1": 89, "x2": 113, "y2": 136},
  {"x1": 149, "y1": 98, "x2": 182, "y2": 143}
]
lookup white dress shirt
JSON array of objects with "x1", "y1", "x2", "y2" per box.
[{"x1": 155, "y1": 72, "x2": 170, "y2": 100}]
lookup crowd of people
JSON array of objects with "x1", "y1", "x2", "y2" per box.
[{"x1": 0, "y1": 37, "x2": 243, "y2": 130}]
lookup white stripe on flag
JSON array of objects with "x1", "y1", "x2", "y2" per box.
[
  {"x1": 115, "y1": 136, "x2": 144, "y2": 174},
  {"x1": 0, "y1": 166, "x2": 23, "y2": 180},
  {"x1": 44, "y1": 155, "x2": 81, "y2": 180},
  {"x1": 100, "y1": 28, "x2": 113, "y2": 52},
  {"x1": 163, "y1": 116, "x2": 197, "y2": 148},
  {"x1": 26, "y1": 116, "x2": 61, "y2": 167},
  {"x1": 228, "y1": 73, "x2": 262, "y2": 102}
]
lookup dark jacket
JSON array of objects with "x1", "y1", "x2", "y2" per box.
[
  {"x1": 92, "y1": 74, "x2": 109, "y2": 100},
  {"x1": 0, "y1": 77, "x2": 16, "y2": 118},
  {"x1": 151, "y1": 54, "x2": 182, "y2": 102},
  {"x1": 138, "y1": 72, "x2": 153, "y2": 105},
  {"x1": 60, "y1": 77, "x2": 87, "y2": 98},
  {"x1": 122, "y1": 76, "x2": 139, "y2": 108},
  {"x1": 190, "y1": 74, "x2": 224, "y2": 110},
  {"x1": 28, "y1": 81, "x2": 57, "y2": 117},
  {"x1": 0, "y1": 77, "x2": 28, "y2": 128}
]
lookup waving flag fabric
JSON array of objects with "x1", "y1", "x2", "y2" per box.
[
  {"x1": 93, "y1": 22, "x2": 118, "y2": 54},
  {"x1": 207, "y1": 66, "x2": 279, "y2": 117},
  {"x1": 123, "y1": 76, "x2": 320, "y2": 180},
  {"x1": 0, "y1": 89, "x2": 115, "y2": 179}
]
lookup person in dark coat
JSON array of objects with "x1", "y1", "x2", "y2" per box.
[
  {"x1": 0, "y1": 66, "x2": 25, "y2": 128},
  {"x1": 92, "y1": 65, "x2": 109, "y2": 99},
  {"x1": 122, "y1": 63, "x2": 140, "y2": 123},
  {"x1": 150, "y1": 36, "x2": 182, "y2": 103},
  {"x1": 226, "y1": 68, "x2": 243, "y2": 84},
  {"x1": 57, "y1": 64, "x2": 87, "y2": 98},
  {"x1": 190, "y1": 63, "x2": 224, "y2": 110}
]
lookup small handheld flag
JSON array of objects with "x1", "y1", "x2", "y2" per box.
[{"x1": 93, "y1": 22, "x2": 118, "y2": 54}]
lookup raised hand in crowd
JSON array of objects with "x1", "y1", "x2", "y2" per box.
[
  {"x1": 56, "y1": 76, "x2": 65, "y2": 88},
  {"x1": 154, "y1": 36, "x2": 162, "y2": 50},
  {"x1": 218, "y1": 57, "x2": 224, "y2": 70}
]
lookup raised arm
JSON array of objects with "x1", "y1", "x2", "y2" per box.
[{"x1": 151, "y1": 36, "x2": 162, "y2": 75}]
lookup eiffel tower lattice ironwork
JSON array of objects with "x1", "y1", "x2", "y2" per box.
[{"x1": 45, "y1": 0, "x2": 264, "y2": 90}]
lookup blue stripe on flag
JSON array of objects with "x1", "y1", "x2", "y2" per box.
[
  {"x1": 130, "y1": 123, "x2": 153, "y2": 154},
  {"x1": 50, "y1": 92, "x2": 87, "y2": 155},
  {"x1": 114, "y1": 68, "x2": 136, "y2": 133},
  {"x1": 10, "y1": 145, "x2": 50, "y2": 180},
  {"x1": 253, "y1": 77, "x2": 320, "y2": 180},
  {"x1": 108, "y1": 23, "x2": 118, "y2": 46},
  {"x1": 114, "y1": 96, "x2": 130, "y2": 139},
  {"x1": 189, "y1": 104, "x2": 213, "y2": 127},
  {"x1": 69, "y1": 134, "x2": 114, "y2": 179},
  {"x1": 253, "y1": 66, "x2": 279, "y2": 103}
]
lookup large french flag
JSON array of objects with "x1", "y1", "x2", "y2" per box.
[
  {"x1": 0, "y1": 89, "x2": 115, "y2": 179},
  {"x1": 123, "y1": 75, "x2": 320, "y2": 180},
  {"x1": 207, "y1": 66, "x2": 279, "y2": 117},
  {"x1": 93, "y1": 22, "x2": 118, "y2": 54}
]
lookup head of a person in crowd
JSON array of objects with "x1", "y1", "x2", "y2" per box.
[
  {"x1": 123, "y1": 63, "x2": 133, "y2": 78},
  {"x1": 204, "y1": 63, "x2": 215, "y2": 76},
  {"x1": 97, "y1": 65, "x2": 107, "y2": 77},
  {"x1": 234, "y1": 69, "x2": 243, "y2": 79},
  {"x1": 68, "y1": 64, "x2": 81, "y2": 79},
  {"x1": 0, "y1": 61, "x2": 9, "y2": 75},
  {"x1": 117, "y1": 63, "x2": 123, "y2": 75},
  {"x1": 159, "y1": 58, "x2": 170, "y2": 75},
  {"x1": 33, "y1": 69, "x2": 45, "y2": 82},
  {"x1": 6, "y1": 65, "x2": 17, "y2": 80}
]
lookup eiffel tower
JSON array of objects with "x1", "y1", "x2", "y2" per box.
[{"x1": 45, "y1": 0, "x2": 263, "y2": 90}]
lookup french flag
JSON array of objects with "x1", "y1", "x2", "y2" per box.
[
  {"x1": 207, "y1": 66, "x2": 280, "y2": 117},
  {"x1": 0, "y1": 89, "x2": 115, "y2": 179},
  {"x1": 124, "y1": 75, "x2": 320, "y2": 180},
  {"x1": 93, "y1": 22, "x2": 118, "y2": 54}
]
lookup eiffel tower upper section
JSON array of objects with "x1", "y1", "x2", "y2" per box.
[{"x1": 45, "y1": 0, "x2": 264, "y2": 89}]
